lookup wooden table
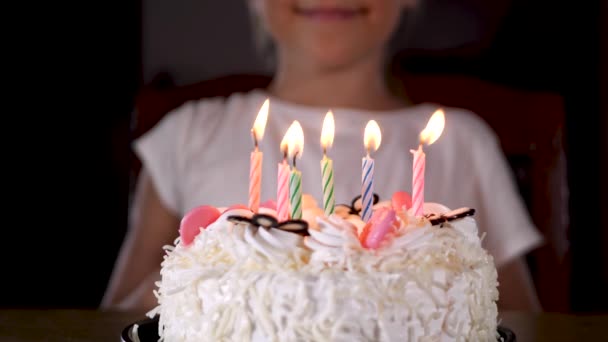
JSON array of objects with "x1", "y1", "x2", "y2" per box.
[{"x1": 0, "y1": 309, "x2": 606, "y2": 341}]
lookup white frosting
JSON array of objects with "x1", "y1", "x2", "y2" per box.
[
  {"x1": 150, "y1": 203, "x2": 499, "y2": 342},
  {"x1": 304, "y1": 215, "x2": 364, "y2": 270}
]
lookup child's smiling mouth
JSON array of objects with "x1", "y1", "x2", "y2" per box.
[{"x1": 293, "y1": 5, "x2": 369, "y2": 20}]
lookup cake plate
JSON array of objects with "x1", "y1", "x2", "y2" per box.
[{"x1": 121, "y1": 316, "x2": 517, "y2": 342}]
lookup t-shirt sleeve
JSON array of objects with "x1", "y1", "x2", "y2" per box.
[
  {"x1": 132, "y1": 104, "x2": 194, "y2": 216},
  {"x1": 469, "y1": 117, "x2": 545, "y2": 268}
]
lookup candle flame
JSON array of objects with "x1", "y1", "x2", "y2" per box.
[
  {"x1": 320, "y1": 110, "x2": 335, "y2": 152},
  {"x1": 419, "y1": 109, "x2": 445, "y2": 146},
  {"x1": 282, "y1": 120, "x2": 305, "y2": 160},
  {"x1": 252, "y1": 99, "x2": 270, "y2": 144},
  {"x1": 364, "y1": 120, "x2": 382, "y2": 154}
]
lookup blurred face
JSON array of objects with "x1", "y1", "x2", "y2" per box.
[{"x1": 253, "y1": 0, "x2": 410, "y2": 70}]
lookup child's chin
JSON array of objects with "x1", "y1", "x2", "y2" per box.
[{"x1": 306, "y1": 43, "x2": 375, "y2": 70}]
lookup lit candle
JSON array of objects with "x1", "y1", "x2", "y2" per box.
[
  {"x1": 286, "y1": 121, "x2": 305, "y2": 220},
  {"x1": 249, "y1": 99, "x2": 270, "y2": 213},
  {"x1": 320, "y1": 111, "x2": 335, "y2": 217},
  {"x1": 362, "y1": 120, "x2": 382, "y2": 222},
  {"x1": 411, "y1": 109, "x2": 445, "y2": 217},
  {"x1": 277, "y1": 131, "x2": 291, "y2": 222}
]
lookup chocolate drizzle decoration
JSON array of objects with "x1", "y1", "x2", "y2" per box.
[
  {"x1": 227, "y1": 215, "x2": 254, "y2": 225},
  {"x1": 345, "y1": 193, "x2": 380, "y2": 216},
  {"x1": 251, "y1": 214, "x2": 278, "y2": 228},
  {"x1": 427, "y1": 208, "x2": 476, "y2": 226},
  {"x1": 276, "y1": 220, "x2": 310, "y2": 236},
  {"x1": 335, "y1": 204, "x2": 354, "y2": 216},
  {"x1": 227, "y1": 214, "x2": 310, "y2": 236}
]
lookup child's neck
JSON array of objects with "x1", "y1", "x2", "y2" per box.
[{"x1": 268, "y1": 52, "x2": 408, "y2": 111}]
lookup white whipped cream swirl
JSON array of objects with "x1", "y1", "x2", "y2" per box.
[{"x1": 304, "y1": 215, "x2": 364, "y2": 269}]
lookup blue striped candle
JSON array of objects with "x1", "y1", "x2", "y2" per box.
[
  {"x1": 361, "y1": 156, "x2": 374, "y2": 222},
  {"x1": 362, "y1": 120, "x2": 381, "y2": 222}
]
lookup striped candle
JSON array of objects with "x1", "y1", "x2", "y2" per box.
[
  {"x1": 410, "y1": 145, "x2": 425, "y2": 216},
  {"x1": 249, "y1": 99, "x2": 269, "y2": 213},
  {"x1": 277, "y1": 159, "x2": 290, "y2": 221},
  {"x1": 411, "y1": 109, "x2": 445, "y2": 217},
  {"x1": 320, "y1": 156, "x2": 335, "y2": 216},
  {"x1": 362, "y1": 120, "x2": 382, "y2": 222},
  {"x1": 361, "y1": 156, "x2": 375, "y2": 222},
  {"x1": 283, "y1": 120, "x2": 304, "y2": 220},
  {"x1": 320, "y1": 111, "x2": 335, "y2": 217},
  {"x1": 289, "y1": 167, "x2": 303, "y2": 219},
  {"x1": 249, "y1": 149, "x2": 262, "y2": 212}
]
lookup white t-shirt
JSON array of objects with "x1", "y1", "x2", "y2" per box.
[{"x1": 134, "y1": 88, "x2": 543, "y2": 267}]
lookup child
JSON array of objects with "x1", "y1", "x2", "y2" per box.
[{"x1": 102, "y1": 0, "x2": 543, "y2": 313}]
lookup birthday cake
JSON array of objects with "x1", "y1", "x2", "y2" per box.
[{"x1": 147, "y1": 192, "x2": 499, "y2": 341}]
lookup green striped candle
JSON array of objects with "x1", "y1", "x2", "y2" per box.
[
  {"x1": 285, "y1": 119, "x2": 304, "y2": 220},
  {"x1": 289, "y1": 167, "x2": 302, "y2": 219},
  {"x1": 320, "y1": 156, "x2": 335, "y2": 216},
  {"x1": 320, "y1": 110, "x2": 336, "y2": 217}
]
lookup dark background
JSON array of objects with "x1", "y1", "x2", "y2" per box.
[{"x1": 3, "y1": 0, "x2": 606, "y2": 313}]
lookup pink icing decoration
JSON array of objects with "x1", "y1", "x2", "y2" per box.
[
  {"x1": 364, "y1": 207, "x2": 397, "y2": 249},
  {"x1": 179, "y1": 205, "x2": 221, "y2": 246},
  {"x1": 261, "y1": 199, "x2": 277, "y2": 211},
  {"x1": 391, "y1": 191, "x2": 412, "y2": 212}
]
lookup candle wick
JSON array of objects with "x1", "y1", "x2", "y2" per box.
[
  {"x1": 323, "y1": 146, "x2": 327, "y2": 157},
  {"x1": 283, "y1": 150, "x2": 288, "y2": 162},
  {"x1": 366, "y1": 147, "x2": 371, "y2": 159},
  {"x1": 253, "y1": 132, "x2": 259, "y2": 150},
  {"x1": 293, "y1": 153, "x2": 298, "y2": 168}
]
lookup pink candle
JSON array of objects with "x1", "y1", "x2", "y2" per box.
[
  {"x1": 277, "y1": 124, "x2": 292, "y2": 221},
  {"x1": 249, "y1": 99, "x2": 270, "y2": 213},
  {"x1": 249, "y1": 149, "x2": 262, "y2": 212},
  {"x1": 411, "y1": 109, "x2": 446, "y2": 217},
  {"x1": 410, "y1": 145, "x2": 425, "y2": 217},
  {"x1": 277, "y1": 157, "x2": 290, "y2": 222}
]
